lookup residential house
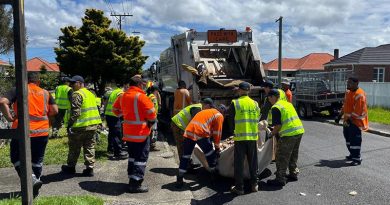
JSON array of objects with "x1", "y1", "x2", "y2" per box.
[
  {"x1": 0, "y1": 59, "x2": 12, "y2": 74},
  {"x1": 264, "y1": 53, "x2": 334, "y2": 78},
  {"x1": 324, "y1": 44, "x2": 390, "y2": 82},
  {"x1": 26, "y1": 57, "x2": 60, "y2": 72}
]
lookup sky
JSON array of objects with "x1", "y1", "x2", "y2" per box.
[{"x1": 1, "y1": 0, "x2": 390, "y2": 70}]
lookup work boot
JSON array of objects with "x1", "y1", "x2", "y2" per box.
[
  {"x1": 251, "y1": 184, "x2": 258, "y2": 192},
  {"x1": 267, "y1": 179, "x2": 286, "y2": 186},
  {"x1": 345, "y1": 155, "x2": 353, "y2": 161},
  {"x1": 82, "y1": 167, "x2": 94, "y2": 177},
  {"x1": 128, "y1": 179, "x2": 148, "y2": 193},
  {"x1": 286, "y1": 174, "x2": 298, "y2": 181},
  {"x1": 61, "y1": 165, "x2": 76, "y2": 174},
  {"x1": 111, "y1": 152, "x2": 128, "y2": 160},
  {"x1": 32, "y1": 175, "x2": 43, "y2": 198},
  {"x1": 349, "y1": 161, "x2": 361, "y2": 166},
  {"x1": 175, "y1": 175, "x2": 184, "y2": 188},
  {"x1": 230, "y1": 186, "x2": 244, "y2": 195},
  {"x1": 258, "y1": 168, "x2": 272, "y2": 180}
]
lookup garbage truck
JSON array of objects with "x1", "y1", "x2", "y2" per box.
[{"x1": 151, "y1": 28, "x2": 266, "y2": 118}]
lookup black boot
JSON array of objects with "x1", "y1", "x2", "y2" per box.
[
  {"x1": 128, "y1": 179, "x2": 148, "y2": 193},
  {"x1": 32, "y1": 175, "x2": 43, "y2": 198},
  {"x1": 82, "y1": 167, "x2": 94, "y2": 177},
  {"x1": 175, "y1": 175, "x2": 184, "y2": 188},
  {"x1": 61, "y1": 165, "x2": 76, "y2": 174}
]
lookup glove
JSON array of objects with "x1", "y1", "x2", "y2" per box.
[{"x1": 67, "y1": 127, "x2": 74, "y2": 135}]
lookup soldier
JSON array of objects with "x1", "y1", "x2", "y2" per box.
[
  {"x1": 61, "y1": 75, "x2": 102, "y2": 177},
  {"x1": 266, "y1": 89, "x2": 305, "y2": 186}
]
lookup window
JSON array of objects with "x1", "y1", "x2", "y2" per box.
[
  {"x1": 334, "y1": 68, "x2": 347, "y2": 82},
  {"x1": 373, "y1": 67, "x2": 385, "y2": 82}
]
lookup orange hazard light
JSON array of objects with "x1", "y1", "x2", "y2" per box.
[{"x1": 207, "y1": 30, "x2": 238, "y2": 43}]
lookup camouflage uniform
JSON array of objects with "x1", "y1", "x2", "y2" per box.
[
  {"x1": 275, "y1": 134, "x2": 303, "y2": 182},
  {"x1": 67, "y1": 92, "x2": 98, "y2": 168}
]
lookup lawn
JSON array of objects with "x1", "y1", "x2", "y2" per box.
[
  {"x1": 0, "y1": 195, "x2": 104, "y2": 205},
  {"x1": 0, "y1": 128, "x2": 108, "y2": 168},
  {"x1": 368, "y1": 107, "x2": 390, "y2": 125}
]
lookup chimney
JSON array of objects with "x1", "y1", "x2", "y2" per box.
[{"x1": 334, "y1": 49, "x2": 339, "y2": 59}]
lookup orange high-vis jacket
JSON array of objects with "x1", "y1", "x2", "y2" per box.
[
  {"x1": 12, "y1": 83, "x2": 50, "y2": 137},
  {"x1": 285, "y1": 89, "x2": 293, "y2": 103},
  {"x1": 173, "y1": 88, "x2": 191, "y2": 115},
  {"x1": 113, "y1": 86, "x2": 156, "y2": 142},
  {"x1": 183, "y1": 108, "x2": 224, "y2": 145},
  {"x1": 343, "y1": 88, "x2": 369, "y2": 131}
]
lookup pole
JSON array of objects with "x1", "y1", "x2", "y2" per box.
[
  {"x1": 13, "y1": 0, "x2": 33, "y2": 204},
  {"x1": 110, "y1": 13, "x2": 133, "y2": 31},
  {"x1": 276, "y1": 16, "x2": 283, "y2": 88}
]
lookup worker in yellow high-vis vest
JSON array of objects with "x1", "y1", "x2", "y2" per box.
[
  {"x1": 52, "y1": 77, "x2": 73, "y2": 138},
  {"x1": 266, "y1": 89, "x2": 304, "y2": 187},
  {"x1": 228, "y1": 82, "x2": 260, "y2": 195},
  {"x1": 147, "y1": 84, "x2": 160, "y2": 151}
]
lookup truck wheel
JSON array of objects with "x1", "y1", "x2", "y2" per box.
[{"x1": 298, "y1": 103, "x2": 307, "y2": 118}]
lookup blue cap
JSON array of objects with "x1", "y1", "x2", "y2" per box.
[
  {"x1": 201, "y1": 98, "x2": 214, "y2": 105},
  {"x1": 69, "y1": 75, "x2": 84, "y2": 83},
  {"x1": 238, "y1": 82, "x2": 251, "y2": 91},
  {"x1": 262, "y1": 80, "x2": 274, "y2": 88},
  {"x1": 266, "y1": 89, "x2": 280, "y2": 97}
]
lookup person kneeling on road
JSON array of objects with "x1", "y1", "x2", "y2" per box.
[{"x1": 176, "y1": 98, "x2": 224, "y2": 188}]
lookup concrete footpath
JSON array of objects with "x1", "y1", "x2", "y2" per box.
[{"x1": 0, "y1": 142, "x2": 194, "y2": 205}]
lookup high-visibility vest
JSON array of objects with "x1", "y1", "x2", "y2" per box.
[
  {"x1": 268, "y1": 89, "x2": 288, "y2": 124},
  {"x1": 55, "y1": 84, "x2": 71, "y2": 109},
  {"x1": 271, "y1": 100, "x2": 305, "y2": 137},
  {"x1": 343, "y1": 88, "x2": 369, "y2": 131},
  {"x1": 105, "y1": 88, "x2": 123, "y2": 117},
  {"x1": 12, "y1": 83, "x2": 50, "y2": 137},
  {"x1": 119, "y1": 86, "x2": 157, "y2": 142},
  {"x1": 96, "y1": 97, "x2": 101, "y2": 107},
  {"x1": 183, "y1": 108, "x2": 224, "y2": 145},
  {"x1": 232, "y1": 96, "x2": 260, "y2": 141},
  {"x1": 72, "y1": 88, "x2": 102, "y2": 128},
  {"x1": 146, "y1": 81, "x2": 153, "y2": 89},
  {"x1": 147, "y1": 93, "x2": 159, "y2": 112},
  {"x1": 171, "y1": 103, "x2": 202, "y2": 130}
]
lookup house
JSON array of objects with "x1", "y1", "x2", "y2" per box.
[
  {"x1": 324, "y1": 44, "x2": 390, "y2": 82},
  {"x1": 26, "y1": 57, "x2": 60, "y2": 72},
  {"x1": 263, "y1": 53, "x2": 334, "y2": 77},
  {"x1": 0, "y1": 59, "x2": 12, "y2": 73}
]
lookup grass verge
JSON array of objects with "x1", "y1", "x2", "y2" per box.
[
  {"x1": 368, "y1": 107, "x2": 390, "y2": 125},
  {"x1": 0, "y1": 128, "x2": 108, "y2": 168},
  {"x1": 0, "y1": 195, "x2": 104, "y2": 205}
]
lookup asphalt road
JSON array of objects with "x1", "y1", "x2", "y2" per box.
[{"x1": 189, "y1": 120, "x2": 390, "y2": 205}]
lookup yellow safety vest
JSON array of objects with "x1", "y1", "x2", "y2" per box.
[
  {"x1": 171, "y1": 103, "x2": 202, "y2": 130},
  {"x1": 104, "y1": 88, "x2": 123, "y2": 117},
  {"x1": 55, "y1": 84, "x2": 71, "y2": 109},
  {"x1": 271, "y1": 100, "x2": 305, "y2": 137},
  {"x1": 72, "y1": 88, "x2": 102, "y2": 128},
  {"x1": 268, "y1": 89, "x2": 287, "y2": 125},
  {"x1": 232, "y1": 96, "x2": 260, "y2": 141},
  {"x1": 148, "y1": 93, "x2": 159, "y2": 112}
]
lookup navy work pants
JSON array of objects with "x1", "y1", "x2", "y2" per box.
[
  {"x1": 10, "y1": 136, "x2": 48, "y2": 179},
  {"x1": 343, "y1": 123, "x2": 362, "y2": 162},
  {"x1": 179, "y1": 137, "x2": 216, "y2": 175},
  {"x1": 127, "y1": 137, "x2": 150, "y2": 182},
  {"x1": 106, "y1": 115, "x2": 123, "y2": 155}
]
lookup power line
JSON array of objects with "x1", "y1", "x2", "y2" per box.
[{"x1": 110, "y1": 13, "x2": 133, "y2": 31}]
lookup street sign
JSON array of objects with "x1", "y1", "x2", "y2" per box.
[{"x1": 207, "y1": 30, "x2": 237, "y2": 43}]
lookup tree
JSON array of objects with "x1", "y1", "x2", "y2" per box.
[
  {"x1": 39, "y1": 66, "x2": 59, "y2": 90},
  {"x1": 55, "y1": 9, "x2": 148, "y2": 96},
  {"x1": 0, "y1": 5, "x2": 13, "y2": 54}
]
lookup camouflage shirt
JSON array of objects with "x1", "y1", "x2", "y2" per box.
[{"x1": 68, "y1": 91, "x2": 98, "y2": 131}]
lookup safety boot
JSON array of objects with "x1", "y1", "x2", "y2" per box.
[
  {"x1": 82, "y1": 167, "x2": 94, "y2": 177},
  {"x1": 61, "y1": 165, "x2": 76, "y2": 174},
  {"x1": 230, "y1": 186, "x2": 244, "y2": 195},
  {"x1": 128, "y1": 179, "x2": 148, "y2": 193},
  {"x1": 267, "y1": 178, "x2": 286, "y2": 186},
  {"x1": 175, "y1": 175, "x2": 184, "y2": 188},
  {"x1": 32, "y1": 175, "x2": 43, "y2": 198},
  {"x1": 286, "y1": 174, "x2": 298, "y2": 181}
]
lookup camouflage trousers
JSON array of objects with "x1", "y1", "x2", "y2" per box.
[
  {"x1": 67, "y1": 130, "x2": 97, "y2": 169},
  {"x1": 171, "y1": 122, "x2": 184, "y2": 158},
  {"x1": 275, "y1": 134, "x2": 303, "y2": 182}
]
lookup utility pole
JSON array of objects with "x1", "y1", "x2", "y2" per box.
[
  {"x1": 276, "y1": 16, "x2": 283, "y2": 88},
  {"x1": 110, "y1": 13, "x2": 133, "y2": 31}
]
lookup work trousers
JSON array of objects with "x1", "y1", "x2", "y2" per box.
[
  {"x1": 52, "y1": 109, "x2": 67, "y2": 131},
  {"x1": 171, "y1": 122, "x2": 184, "y2": 158},
  {"x1": 234, "y1": 140, "x2": 258, "y2": 190},
  {"x1": 179, "y1": 137, "x2": 216, "y2": 175},
  {"x1": 10, "y1": 136, "x2": 48, "y2": 179},
  {"x1": 67, "y1": 130, "x2": 96, "y2": 168},
  {"x1": 106, "y1": 115, "x2": 123, "y2": 155},
  {"x1": 343, "y1": 123, "x2": 362, "y2": 162},
  {"x1": 275, "y1": 134, "x2": 302, "y2": 183},
  {"x1": 127, "y1": 137, "x2": 150, "y2": 183}
]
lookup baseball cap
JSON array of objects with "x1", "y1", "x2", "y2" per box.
[
  {"x1": 266, "y1": 89, "x2": 280, "y2": 97},
  {"x1": 69, "y1": 75, "x2": 84, "y2": 83},
  {"x1": 262, "y1": 80, "x2": 274, "y2": 88},
  {"x1": 281, "y1": 80, "x2": 290, "y2": 85},
  {"x1": 238, "y1": 82, "x2": 251, "y2": 91},
  {"x1": 201, "y1": 98, "x2": 214, "y2": 106},
  {"x1": 130, "y1": 75, "x2": 147, "y2": 85}
]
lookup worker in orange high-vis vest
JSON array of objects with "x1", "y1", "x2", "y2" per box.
[
  {"x1": 113, "y1": 75, "x2": 156, "y2": 193},
  {"x1": 336, "y1": 76, "x2": 368, "y2": 166},
  {"x1": 0, "y1": 72, "x2": 58, "y2": 197},
  {"x1": 176, "y1": 98, "x2": 224, "y2": 188}
]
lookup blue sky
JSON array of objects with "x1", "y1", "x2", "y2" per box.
[{"x1": 1, "y1": 0, "x2": 390, "y2": 69}]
